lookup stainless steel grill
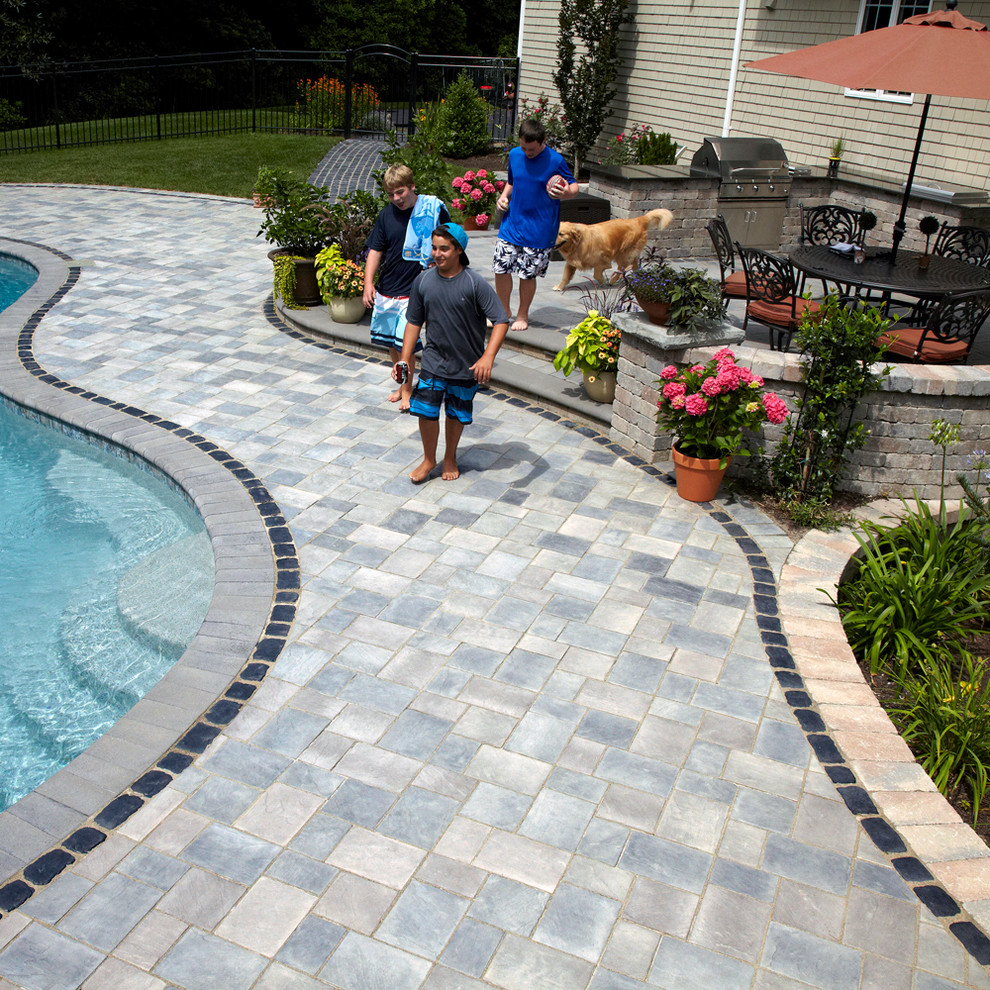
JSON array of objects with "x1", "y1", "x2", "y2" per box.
[{"x1": 690, "y1": 137, "x2": 791, "y2": 250}]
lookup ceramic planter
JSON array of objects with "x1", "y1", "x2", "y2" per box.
[
  {"x1": 671, "y1": 444, "x2": 731, "y2": 502},
  {"x1": 461, "y1": 216, "x2": 490, "y2": 231},
  {"x1": 635, "y1": 298, "x2": 671, "y2": 326},
  {"x1": 582, "y1": 370, "x2": 616, "y2": 403},
  {"x1": 268, "y1": 250, "x2": 321, "y2": 307},
  {"x1": 328, "y1": 296, "x2": 367, "y2": 324}
]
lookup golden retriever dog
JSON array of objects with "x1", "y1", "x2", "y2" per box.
[{"x1": 552, "y1": 208, "x2": 674, "y2": 291}]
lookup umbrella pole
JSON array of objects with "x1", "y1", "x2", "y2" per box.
[{"x1": 891, "y1": 93, "x2": 932, "y2": 264}]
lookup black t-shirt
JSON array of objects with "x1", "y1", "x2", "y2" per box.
[{"x1": 366, "y1": 200, "x2": 451, "y2": 297}]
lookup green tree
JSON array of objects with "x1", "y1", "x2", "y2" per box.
[
  {"x1": 552, "y1": 0, "x2": 632, "y2": 172},
  {"x1": 1, "y1": 0, "x2": 54, "y2": 67}
]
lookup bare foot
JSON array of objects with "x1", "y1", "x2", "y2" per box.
[
  {"x1": 441, "y1": 458, "x2": 460, "y2": 481},
  {"x1": 409, "y1": 457, "x2": 436, "y2": 484},
  {"x1": 388, "y1": 388, "x2": 402, "y2": 403},
  {"x1": 399, "y1": 387, "x2": 412, "y2": 412},
  {"x1": 510, "y1": 317, "x2": 529, "y2": 332}
]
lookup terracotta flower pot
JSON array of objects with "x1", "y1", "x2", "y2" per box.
[
  {"x1": 461, "y1": 216, "x2": 490, "y2": 231},
  {"x1": 328, "y1": 296, "x2": 367, "y2": 324},
  {"x1": 582, "y1": 370, "x2": 616, "y2": 403},
  {"x1": 671, "y1": 444, "x2": 731, "y2": 502},
  {"x1": 636, "y1": 298, "x2": 671, "y2": 326}
]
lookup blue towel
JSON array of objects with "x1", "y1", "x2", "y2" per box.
[{"x1": 402, "y1": 195, "x2": 443, "y2": 267}]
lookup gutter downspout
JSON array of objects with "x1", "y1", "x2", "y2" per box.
[{"x1": 722, "y1": 0, "x2": 748, "y2": 137}]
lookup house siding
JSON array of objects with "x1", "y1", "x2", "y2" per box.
[{"x1": 521, "y1": 0, "x2": 990, "y2": 192}]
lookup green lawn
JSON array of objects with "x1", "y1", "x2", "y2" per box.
[{"x1": 0, "y1": 132, "x2": 339, "y2": 198}]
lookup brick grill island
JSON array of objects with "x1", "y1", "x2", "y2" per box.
[{"x1": 611, "y1": 327, "x2": 990, "y2": 501}]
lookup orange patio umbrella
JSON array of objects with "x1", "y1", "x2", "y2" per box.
[{"x1": 745, "y1": 1, "x2": 990, "y2": 260}]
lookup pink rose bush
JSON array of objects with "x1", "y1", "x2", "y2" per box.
[
  {"x1": 451, "y1": 168, "x2": 505, "y2": 220},
  {"x1": 656, "y1": 348, "x2": 790, "y2": 466}
]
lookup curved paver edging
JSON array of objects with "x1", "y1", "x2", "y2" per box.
[
  {"x1": 0, "y1": 237, "x2": 300, "y2": 915},
  {"x1": 780, "y1": 501, "x2": 990, "y2": 961}
]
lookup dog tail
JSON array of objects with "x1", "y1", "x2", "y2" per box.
[{"x1": 646, "y1": 208, "x2": 674, "y2": 230}]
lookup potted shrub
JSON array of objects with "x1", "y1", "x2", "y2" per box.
[
  {"x1": 451, "y1": 168, "x2": 504, "y2": 231},
  {"x1": 315, "y1": 244, "x2": 367, "y2": 323},
  {"x1": 552, "y1": 281, "x2": 626, "y2": 402},
  {"x1": 258, "y1": 179, "x2": 329, "y2": 307},
  {"x1": 656, "y1": 348, "x2": 790, "y2": 501},
  {"x1": 828, "y1": 136, "x2": 844, "y2": 178},
  {"x1": 623, "y1": 261, "x2": 726, "y2": 329},
  {"x1": 918, "y1": 214, "x2": 940, "y2": 269}
]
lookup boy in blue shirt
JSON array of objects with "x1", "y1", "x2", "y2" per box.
[
  {"x1": 493, "y1": 118, "x2": 578, "y2": 332},
  {"x1": 395, "y1": 223, "x2": 509, "y2": 483}
]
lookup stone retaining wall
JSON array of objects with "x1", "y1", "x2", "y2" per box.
[
  {"x1": 588, "y1": 166, "x2": 990, "y2": 260},
  {"x1": 612, "y1": 328, "x2": 990, "y2": 500}
]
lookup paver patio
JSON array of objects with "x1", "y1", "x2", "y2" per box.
[{"x1": 0, "y1": 177, "x2": 987, "y2": 989}]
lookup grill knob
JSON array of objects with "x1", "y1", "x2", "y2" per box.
[
  {"x1": 735, "y1": 184, "x2": 743, "y2": 192},
  {"x1": 769, "y1": 183, "x2": 775, "y2": 192},
  {"x1": 752, "y1": 184, "x2": 759, "y2": 193}
]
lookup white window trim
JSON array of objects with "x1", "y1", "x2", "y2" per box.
[
  {"x1": 844, "y1": 0, "x2": 929, "y2": 102},
  {"x1": 844, "y1": 87, "x2": 914, "y2": 104}
]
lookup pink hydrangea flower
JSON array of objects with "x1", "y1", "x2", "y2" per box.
[
  {"x1": 452, "y1": 177, "x2": 464, "y2": 190},
  {"x1": 715, "y1": 364, "x2": 741, "y2": 390},
  {"x1": 463, "y1": 171, "x2": 475, "y2": 181},
  {"x1": 714, "y1": 348, "x2": 736, "y2": 364},
  {"x1": 670, "y1": 395, "x2": 686, "y2": 409},
  {"x1": 701, "y1": 377, "x2": 722, "y2": 397},
  {"x1": 763, "y1": 393, "x2": 789, "y2": 424},
  {"x1": 477, "y1": 169, "x2": 488, "y2": 178},
  {"x1": 483, "y1": 182, "x2": 496, "y2": 194},
  {"x1": 663, "y1": 381, "x2": 686, "y2": 399},
  {"x1": 690, "y1": 364, "x2": 706, "y2": 375},
  {"x1": 685, "y1": 393, "x2": 708, "y2": 416},
  {"x1": 660, "y1": 365, "x2": 679, "y2": 380},
  {"x1": 475, "y1": 213, "x2": 490, "y2": 226},
  {"x1": 495, "y1": 180, "x2": 505, "y2": 191},
  {"x1": 452, "y1": 198, "x2": 465, "y2": 210}
]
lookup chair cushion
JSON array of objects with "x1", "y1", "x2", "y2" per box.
[
  {"x1": 876, "y1": 327, "x2": 970, "y2": 363},
  {"x1": 747, "y1": 297, "x2": 821, "y2": 328},
  {"x1": 722, "y1": 270, "x2": 748, "y2": 298}
]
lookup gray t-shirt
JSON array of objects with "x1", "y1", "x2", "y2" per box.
[{"x1": 407, "y1": 267, "x2": 508, "y2": 380}]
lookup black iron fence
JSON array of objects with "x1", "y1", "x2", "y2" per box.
[{"x1": 0, "y1": 46, "x2": 519, "y2": 154}]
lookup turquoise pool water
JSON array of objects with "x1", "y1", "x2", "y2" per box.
[
  {"x1": 0, "y1": 404, "x2": 214, "y2": 811},
  {"x1": 0, "y1": 252, "x2": 38, "y2": 311},
  {"x1": 0, "y1": 253, "x2": 213, "y2": 811}
]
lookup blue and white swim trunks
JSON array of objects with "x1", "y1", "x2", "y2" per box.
[{"x1": 370, "y1": 292, "x2": 422, "y2": 352}]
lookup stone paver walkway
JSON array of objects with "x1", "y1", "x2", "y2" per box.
[{"x1": 0, "y1": 181, "x2": 987, "y2": 989}]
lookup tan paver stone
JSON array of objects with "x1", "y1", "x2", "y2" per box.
[
  {"x1": 459, "y1": 677, "x2": 536, "y2": 719},
  {"x1": 467, "y1": 745, "x2": 552, "y2": 796},
  {"x1": 575, "y1": 679, "x2": 652, "y2": 720},
  {"x1": 117, "y1": 787, "x2": 185, "y2": 842},
  {"x1": 114, "y1": 909, "x2": 188, "y2": 969},
  {"x1": 818, "y1": 703, "x2": 897, "y2": 734},
  {"x1": 0, "y1": 913, "x2": 29, "y2": 952},
  {"x1": 873, "y1": 790, "x2": 961, "y2": 826},
  {"x1": 333, "y1": 742, "x2": 421, "y2": 792},
  {"x1": 852, "y1": 761, "x2": 941, "y2": 795},
  {"x1": 598, "y1": 783, "x2": 664, "y2": 833},
  {"x1": 216, "y1": 876, "x2": 316, "y2": 956},
  {"x1": 666, "y1": 648, "x2": 725, "y2": 683},
  {"x1": 233, "y1": 782, "x2": 323, "y2": 845},
  {"x1": 801, "y1": 678, "x2": 878, "y2": 707},
  {"x1": 833, "y1": 729, "x2": 915, "y2": 762},
  {"x1": 313, "y1": 872, "x2": 397, "y2": 933},
  {"x1": 80, "y1": 956, "x2": 167, "y2": 990},
  {"x1": 327, "y1": 827, "x2": 426, "y2": 888},
  {"x1": 928, "y1": 858, "x2": 990, "y2": 903},
  {"x1": 415, "y1": 853, "x2": 488, "y2": 898},
  {"x1": 900, "y1": 823, "x2": 989, "y2": 862},
  {"x1": 792, "y1": 656, "x2": 864, "y2": 680},
  {"x1": 473, "y1": 829, "x2": 570, "y2": 892}
]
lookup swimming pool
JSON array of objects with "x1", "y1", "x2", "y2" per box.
[
  {"x1": 0, "y1": 252, "x2": 38, "y2": 311},
  {"x1": 0, "y1": 252, "x2": 213, "y2": 812}
]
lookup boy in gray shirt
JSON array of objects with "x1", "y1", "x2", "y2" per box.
[{"x1": 394, "y1": 223, "x2": 509, "y2": 483}]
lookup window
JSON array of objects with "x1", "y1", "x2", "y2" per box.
[{"x1": 846, "y1": 0, "x2": 931, "y2": 102}]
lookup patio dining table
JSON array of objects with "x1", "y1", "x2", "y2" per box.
[{"x1": 789, "y1": 243, "x2": 990, "y2": 303}]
